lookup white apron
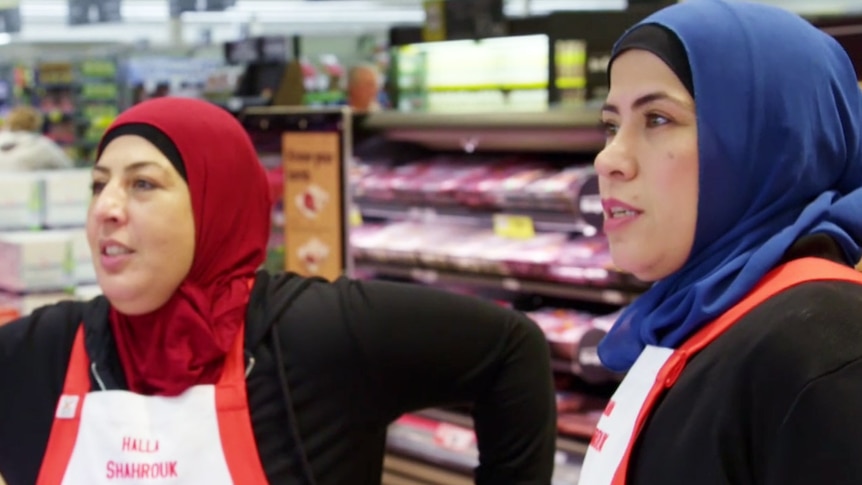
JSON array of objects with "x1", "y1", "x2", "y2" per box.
[{"x1": 36, "y1": 322, "x2": 269, "y2": 485}]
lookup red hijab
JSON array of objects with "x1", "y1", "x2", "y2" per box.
[{"x1": 97, "y1": 98, "x2": 271, "y2": 396}]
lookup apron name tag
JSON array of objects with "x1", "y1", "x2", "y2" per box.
[
  {"x1": 122, "y1": 436, "x2": 160, "y2": 453},
  {"x1": 106, "y1": 435, "x2": 177, "y2": 480},
  {"x1": 106, "y1": 460, "x2": 178, "y2": 480}
]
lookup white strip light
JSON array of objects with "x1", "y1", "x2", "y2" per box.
[
  {"x1": 11, "y1": 0, "x2": 629, "y2": 43},
  {"x1": 18, "y1": 0, "x2": 627, "y2": 24}
]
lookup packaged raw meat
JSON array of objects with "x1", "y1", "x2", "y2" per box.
[
  {"x1": 412, "y1": 227, "x2": 482, "y2": 271},
  {"x1": 545, "y1": 309, "x2": 593, "y2": 360},
  {"x1": 413, "y1": 225, "x2": 482, "y2": 269},
  {"x1": 528, "y1": 308, "x2": 596, "y2": 359},
  {"x1": 521, "y1": 165, "x2": 595, "y2": 212},
  {"x1": 454, "y1": 161, "x2": 550, "y2": 208},
  {"x1": 548, "y1": 236, "x2": 617, "y2": 286},
  {"x1": 348, "y1": 161, "x2": 376, "y2": 199},
  {"x1": 348, "y1": 224, "x2": 388, "y2": 262},
  {"x1": 358, "y1": 162, "x2": 431, "y2": 202},
  {"x1": 491, "y1": 164, "x2": 557, "y2": 209},
  {"x1": 557, "y1": 410, "x2": 603, "y2": 439},
  {"x1": 415, "y1": 162, "x2": 493, "y2": 206},
  {"x1": 556, "y1": 391, "x2": 610, "y2": 414},
  {"x1": 368, "y1": 222, "x2": 438, "y2": 265},
  {"x1": 445, "y1": 230, "x2": 516, "y2": 275},
  {"x1": 499, "y1": 233, "x2": 569, "y2": 279},
  {"x1": 387, "y1": 160, "x2": 443, "y2": 204}
]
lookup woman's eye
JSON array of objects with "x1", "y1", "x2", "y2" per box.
[
  {"x1": 646, "y1": 114, "x2": 671, "y2": 127},
  {"x1": 602, "y1": 121, "x2": 619, "y2": 137},
  {"x1": 91, "y1": 181, "x2": 106, "y2": 195},
  {"x1": 132, "y1": 179, "x2": 156, "y2": 191}
]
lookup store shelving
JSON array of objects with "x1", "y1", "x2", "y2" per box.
[
  {"x1": 385, "y1": 408, "x2": 587, "y2": 485},
  {"x1": 0, "y1": 168, "x2": 94, "y2": 322},
  {"x1": 27, "y1": 58, "x2": 121, "y2": 165},
  {"x1": 356, "y1": 199, "x2": 598, "y2": 235},
  {"x1": 349, "y1": 108, "x2": 633, "y2": 484},
  {"x1": 361, "y1": 109, "x2": 606, "y2": 153},
  {"x1": 77, "y1": 59, "x2": 121, "y2": 155},
  {"x1": 239, "y1": 104, "x2": 622, "y2": 483},
  {"x1": 354, "y1": 262, "x2": 639, "y2": 306}
]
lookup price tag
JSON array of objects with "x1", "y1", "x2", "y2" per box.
[
  {"x1": 493, "y1": 214, "x2": 535, "y2": 240},
  {"x1": 349, "y1": 206, "x2": 363, "y2": 227}
]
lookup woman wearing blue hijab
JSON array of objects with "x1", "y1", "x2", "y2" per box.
[{"x1": 580, "y1": 0, "x2": 862, "y2": 484}]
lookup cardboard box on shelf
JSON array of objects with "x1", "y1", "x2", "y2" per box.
[
  {"x1": 53, "y1": 228, "x2": 96, "y2": 284},
  {"x1": 42, "y1": 169, "x2": 91, "y2": 228},
  {"x1": 0, "y1": 172, "x2": 43, "y2": 231},
  {"x1": 0, "y1": 231, "x2": 75, "y2": 293}
]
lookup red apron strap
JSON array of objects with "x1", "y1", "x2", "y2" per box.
[
  {"x1": 215, "y1": 312, "x2": 270, "y2": 483},
  {"x1": 611, "y1": 257, "x2": 862, "y2": 485},
  {"x1": 35, "y1": 324, "x2": 90, "y2": 485}
]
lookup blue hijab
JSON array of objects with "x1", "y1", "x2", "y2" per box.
[{"x1": 598, "y1": 0, "x2": 862, "y2": 372}]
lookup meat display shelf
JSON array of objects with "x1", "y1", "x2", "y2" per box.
[
  {"x1": 385, "y1": 408, "x2": 586, "y2": 485},
  {"x1": 356, "y1": 200, "x2": 598, "y2": 236},
  {"x1": 354, "y1": 262, "x2": 642, "y2": 306}
]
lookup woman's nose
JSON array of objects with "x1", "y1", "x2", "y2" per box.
[
  {"x1": 90, "y1": 184, "x2": 127, "y2": 224},
  {"x1": 594, "y1": 135, "x2": 637, "y2": 181}
]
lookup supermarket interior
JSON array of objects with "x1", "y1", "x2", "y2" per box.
[{"x1": 1, "y1": 0, "x2": 862, "y2": 484}]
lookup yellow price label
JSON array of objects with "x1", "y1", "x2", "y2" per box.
[
  {"x1": 493, "y1": 214, "x2": 535, "y2": 240},
  {"x1": 349, "y1": 206, "x2": 364, "y2": 227}
]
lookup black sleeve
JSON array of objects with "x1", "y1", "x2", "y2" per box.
[
  {"x1": 0, "y1": 302, "x2": 80, "y2": 485},
  {"x1": 333, "y1": 277, "x2": 557, "y2": 485},
  {"x1": 765, "y1": 357, "x2": 862, "y2": 485}
]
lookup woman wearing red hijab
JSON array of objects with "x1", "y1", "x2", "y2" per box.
[{"x1": 0, "y1": 97, "x2": 555, "y2": 485}]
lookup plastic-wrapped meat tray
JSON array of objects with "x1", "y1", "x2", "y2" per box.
[
  {"x1": 413, "y1": 161, "x2": 494, "y2": 206},
  {"x1": 454, "y1": 161, "x2": 551, "y2": 209},
  {"x1": 547, "y1": 236, "x2": 621, "y2": 286},
  {"x1": 358, "y1": 162, "x2": 431, "y2": 202},
  {"x1": 527, "y1": 308, "x2": 596, "y2": 360},
  {"x1": 498, "y1": 233, "x2": 569, "y2": 280},
  {"x1": 518, "y1": 165, "x2": 595, "y2": 213}
]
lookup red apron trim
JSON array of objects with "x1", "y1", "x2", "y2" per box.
[
  {"x1": 216, "y1": 316, "x2": 269, "y2": 483},
  {"x1": 35, "y1": 327, "x2": 89, "y2": 485},
  {"x1": 610, "y1": 257, "x2": 862, "y2": 484}
]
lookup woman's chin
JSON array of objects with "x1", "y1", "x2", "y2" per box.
[
  {"x1": 610, "y1": 255, "x2": 657, "y2": 283},
  {"x1": 99, "y1": 283, "x2": 164, "y2": 316}
]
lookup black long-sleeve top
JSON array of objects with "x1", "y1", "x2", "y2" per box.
[
  {"x1": 0, "y1": 272, "x2": 557, "y2": 485},
  {"x1": 628, "y1": 272, "x2": 862, "y2": 484}
]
